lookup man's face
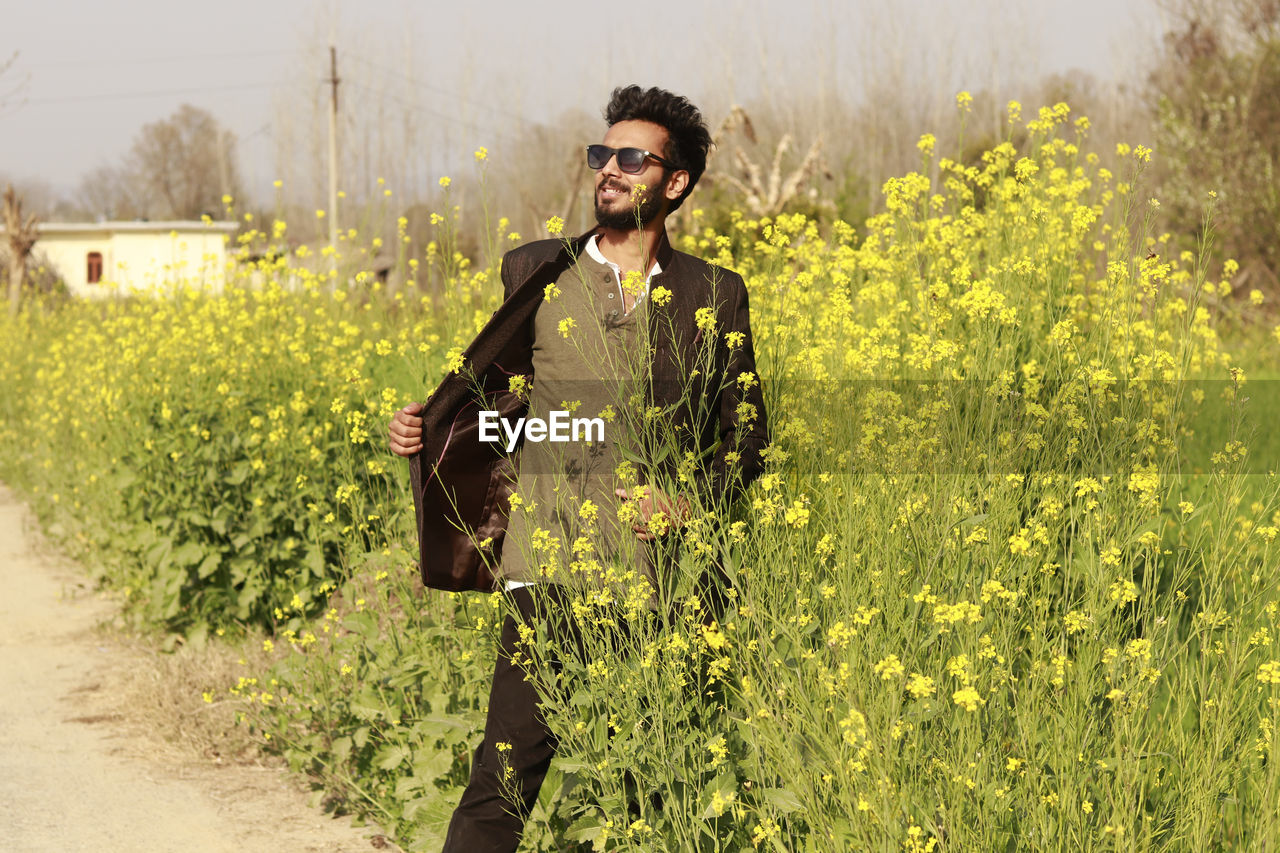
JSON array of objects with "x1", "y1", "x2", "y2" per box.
[{"x1": 593, "y1": 119, "x2": 675, "y2": 230}]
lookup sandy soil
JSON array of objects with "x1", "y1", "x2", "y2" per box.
[{"x1": 0, "y1": 485, "x2": 396, "y2": 853}]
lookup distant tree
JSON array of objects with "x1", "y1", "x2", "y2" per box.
[
  {"x1": 79, "y1": 104, "x2": 242, "y2": 221},
  {"x1": 1149, "y1": 0, "x2": 1280, "y2": 289},
  {"x1": 4, "y1": 185, "x2": 39, "y2": 316},
  {"x1": 0, "y1": 173, "x2": 70, "y2": 219},
  {"x1": 77, "y1": 164, "x2": 146, "y2": 221}
]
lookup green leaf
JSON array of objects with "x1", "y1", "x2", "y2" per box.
[
  {"x1": 375, "y1": 744, "x2": 410, "y2": 770},
  {"x1": 698, "y1": 783, "x2": 737, "y2": 820},
  {"x1": 393, "y1": 775, "x2": 424, "y2": 800},
  {"x1": 758, "y1": 787, "x2": 803, "y2": 813},
  {"x1": 210, "y1": 507, "x2": 230, "y2": 535},
  {"x1": 566, "y1": 816, "x2": 604, "y2": 843},
  {"x1": 171, "y1": 541, "x2": 205, "y2": 568},
  {"x1": 411, "y1": 717, "x2": 469, "y2": 741},
  {"x1": 411, "y1": 747, "x2": 456, "y2": 783},
  {"x1": 196, "y1": 553, "x2": 221, "y2": 579}
]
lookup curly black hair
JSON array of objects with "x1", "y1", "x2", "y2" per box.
[{"x1": 604, "y1": 85, "x2": 711, "y2": 212}]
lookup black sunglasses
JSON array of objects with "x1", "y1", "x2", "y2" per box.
[{"x1": 585, "y1": 144, "x2": 678, "y2": 174}]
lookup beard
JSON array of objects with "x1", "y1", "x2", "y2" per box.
[{"x1": 594, "y1": 179, "x2": 667, "y2": 229}]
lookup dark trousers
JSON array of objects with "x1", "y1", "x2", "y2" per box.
[
  {"x1": 442, "y1": 556, "x2": 721, "y2": 852},
  {"x1": 442, "y1": 586, "x2": 569, "y2": 853}
]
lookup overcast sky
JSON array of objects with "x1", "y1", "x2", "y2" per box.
[{"x1": 2, "y1": 0, "x2": 1163, "y2": 204}]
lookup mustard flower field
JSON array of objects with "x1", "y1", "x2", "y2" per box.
[{"x1": 3, "y1": 103, "x2": 1279, "y2": 851}]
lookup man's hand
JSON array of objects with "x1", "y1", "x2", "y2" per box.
[
  {"x1": 615, "y1": 486, "x2": 690, "y2": 541},
  {"x1": 388, "y1": 402, "x2": 425, "y2": 458}
]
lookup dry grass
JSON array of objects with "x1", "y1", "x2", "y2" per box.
[{"x1": 84, "y1": 617, "x2": 279, "y2": 768}]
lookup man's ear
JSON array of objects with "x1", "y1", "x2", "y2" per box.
[{"x1": 665, "y1": 169, "x2": 689, "y2": 202}]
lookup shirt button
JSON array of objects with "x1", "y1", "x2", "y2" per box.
[
  {"x1": 609, "y1": 310, "x2": 618, "y2": 318},
  {"x1": 607, "y1": 292, "x2": 615, "y2": 299}
]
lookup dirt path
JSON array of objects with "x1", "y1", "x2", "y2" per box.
[{"x1": 0, "y1": 485, "x2": 392, "y2": 853}]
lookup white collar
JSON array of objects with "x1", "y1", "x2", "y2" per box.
[{"x1": 584, "y1": 234, "x2": 662, "y2": 280}]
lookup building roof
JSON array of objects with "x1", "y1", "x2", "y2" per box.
[{"x1": 26, "y1": 220, "x2": 240, "y2": 235}]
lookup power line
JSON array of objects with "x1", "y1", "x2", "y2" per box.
[
  {"x1": 341, "y1": 80, "x2": 520, "y2": 145},
  {"x1": 342, "y1": 54, "x2": 541, "y2": 127},
  {"x1": 23, "y1": 82, "x2": 275, "y2": 106},
  {"x1": 21, "y1": 49, "x2": 299, "y2": 69}
]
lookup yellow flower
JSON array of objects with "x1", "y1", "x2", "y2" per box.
[
  {"x1": 545, "y1": 215, "x2": 564, "y2": 235},
  {"x1": 874, "y1": 654, "x2": 904, "y2": 680},
  {"x1": 1258, "y1": 661, "x2": 1280, "y2": 685},
  {"x1": 952, "y1": 686, "x2": 984, "y2": 712},
  {"x1": 695, "y1": 306, "x2": 716, "y2": 331},
  {"x1": 1108, "y1": 578, "x2": 1139, "y2": 605},
  {"x1": 474, "y1": 146, "x2": 488, "y2": 162},
  {"x1": 906, "y1": 673, "x2": 935, "y2": 698},
  {"x1": 439, "y1": 176, "x2": 452, "y2": 188},
  {"x1": 701, "y1": 623, "x2": 729, "y2": 651},
  {"x1": 1064, "y1": 611, "x2": 1090, "y2": 635}
]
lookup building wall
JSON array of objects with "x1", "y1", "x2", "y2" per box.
[
  {"x1": 30, "y1": 225, "x2": 236, "y2": 299},
  {"x1": 35, "y1": 230, "x2": 110, "y2": 296},
  {"x1": 106, "y1": 230, "x2": 232, "y2": 295}
]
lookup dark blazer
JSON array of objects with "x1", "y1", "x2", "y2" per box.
[{"x1": 408, "y1": 228, "x2": 769, "y2": 592}]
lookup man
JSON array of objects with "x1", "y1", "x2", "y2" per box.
[{"x1": 388, "y1": 84, "x2": 767, "y2": 852}]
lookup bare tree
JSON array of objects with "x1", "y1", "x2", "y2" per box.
[
  {"x1": 131, "y1": 104, "x2": 241, "y2": 218},
  {"x1": 76, "y1": 164, "x2": 145, "y2": 221},
  {"x1": 79, "y1": 104, "x2": 242, "y2": 221},
  {"x1": 705, "y1": 105, "x2": 828, "y2": 220},
  {"x1": 0, "y1": 173, "x2": 68, "y2": 219},
  {"x1": 4, "y1": 185, "x2": 39, "y2": 316}
]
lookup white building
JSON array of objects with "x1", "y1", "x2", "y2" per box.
[{"x1": 10, "y1": 220, "x2": 240, "y2": 298}]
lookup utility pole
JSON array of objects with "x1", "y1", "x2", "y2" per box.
[
  {"x1": 215, "y1": 128, "x2": 230, "y2": 204},
  {"x1": 327, "y1": 44, "x2": 339, "y2": 255}
]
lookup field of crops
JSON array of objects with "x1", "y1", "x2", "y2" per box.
[{"x1": 3, "y1": 103, "x2": 1279, "y2": 851}]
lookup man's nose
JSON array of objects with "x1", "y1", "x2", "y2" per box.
[{"x1": 598, "y1": 151, "x2": 623, "y2": 179}]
